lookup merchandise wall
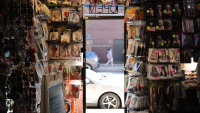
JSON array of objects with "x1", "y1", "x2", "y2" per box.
[
  {"x1": 0, "y1": 0, "x2": 200, "y2": 113},
  {"x1": 124, "y1": 0, "x2": 200, "y2": 113}
]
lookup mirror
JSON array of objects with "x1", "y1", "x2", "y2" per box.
[{"x1": 86, "y1": 78, "x2": 90, "y2": 83}]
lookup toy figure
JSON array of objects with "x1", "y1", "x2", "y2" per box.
[
  {"x1": 166, "y1": 19, "x2": 173, "y2": 30},
  {"x1": 164, "y1": 4, "x2": 172, "y2": 16},
  {"x1": 160, "y1": 66, "x2": 167, "y2": 77},
  {"x1": 173, "y1": 35, "x2": 181, "y2": 47},
  {"x1": 175, "y1": 4, "x2": 181, "y2": 16},
  {"x1": 157, "y1": 19, "x2": 164, "y2": 30},
  {"x1": 50, "y1": 45, "x2": 58, "y2": 58},
  {"x1": 151, "y1": 66, "x2": 159, "y2": 77},
  {"x1": 157, "y1": 5, "x2": 162, "y2": 17}
]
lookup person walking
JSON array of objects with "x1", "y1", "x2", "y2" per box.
[{"x1": 105, "y1": 48, "x2": 114, "y2": 67}]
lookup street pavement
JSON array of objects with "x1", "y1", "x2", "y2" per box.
[{"x1": 93, "y1": 64, "x2": 124, "y2": 72}]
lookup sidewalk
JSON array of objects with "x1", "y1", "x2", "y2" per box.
[{"x1": 93, "y1": 64, "x2": 124, "y2": 72}]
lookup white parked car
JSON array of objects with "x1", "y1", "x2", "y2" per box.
[{"x1": 86, "y1": 69, "x2": 124, "y2": 109}]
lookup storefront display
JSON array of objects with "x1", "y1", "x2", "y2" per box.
[{"x1": 1, "y1": 0, "x2": 200, "y2": 113}]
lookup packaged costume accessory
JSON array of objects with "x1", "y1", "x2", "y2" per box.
[
  {"x1": 158, "y1": 49, "x2": 169, "y2": 62},
  {"x1": 61, "y1": 29, "x2": 71, "y2": 43},
  {"x1": 156, "y1": 19, "x2": 164, "y2": 31},
  {"x1": 148, "y1": 48, "x2": 158, "y2": 63},
  {"x1": 158, "y1": 64, "x2": 169, "y2": 79},
  {"x1": 48, "y1": 45, "x2": 59, "y2": 59},
  {"x1": 168, "y1": 64, "x2": 183, "y2": 77},
  {"x1": 67, "y1": 80, "x2": 81, "y2": 99},
  {"x1": 182, "y1": 33, "x2": 193, "y2": 47},
  {"x1": 125, "y1": 57, "x2": 137, "y2": 70},
  {"x1": 52, "y1": 9, "x2": 62, "y2": 22},
  {"x1": 127, "y1": 39, "x2": 136, "y2": 55},
  {"x1": 70, "y1": 66, "x2": 81, "y2": 80},
  {"x1": 73, "y1": 30, "x2": 82, "y2": 42},
  {"x1": 60, "y1": 44, "x2": 71, "y2": 59},
  {"x1": 165, "y1": 19, "x2": 173, "y2": 31},
  {"x1": 150, "y1": 81, "x2": 158, "y2": 109},
  {"x1": 169, "y1": 48, "x2": 180, "y2": 63},
  {"x1": 62, "y1": 8, "x2": 70, "y2": 22},
  {"x1": 182, "y1": 19, "x2": 194, "y2": 33},
  {"x1": 68, "y1": 12, "x2": 81, "y2": 25},
  {"x1": 148, "y1": 64, "x2": 160, "y2": 79}
]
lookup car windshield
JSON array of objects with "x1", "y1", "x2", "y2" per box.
[{"x1": 86, "y1": 69, "x2": 105, "y2": 80}]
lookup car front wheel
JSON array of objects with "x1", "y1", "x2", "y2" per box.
[{"x1": 99, "y1": 93, "x2": 120, "y2": 109}]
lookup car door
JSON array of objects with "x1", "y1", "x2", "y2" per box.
[{"x1": 86, "y1": 77, "x2": 96, "y2": 106}]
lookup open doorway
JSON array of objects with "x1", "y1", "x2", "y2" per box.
[{"x1": 85, "y1": 19, "x2": 124, "y2": 110}]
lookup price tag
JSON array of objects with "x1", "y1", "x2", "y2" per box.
[
  {"x1": 151, "y1": 42, "x2": 155, "y2": 45},
  {"x1": 172, "y1": 34, "x2": 175, "y2": 38},
  {"x1": 147, "y1": 26, "x2": 150, "y2": 29},
  {"x1": 156, "y1": 26, "x2": 159, "y2": 29},
  {"x1": 173, "y1": 9, "x2": 175, "y2": 12},
  {"x1": 163, "y1": 10, "x2": 166, "y2": 13},
  {"x1": 146, "y1": 10, "x2": 149, "y2": 13}
]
